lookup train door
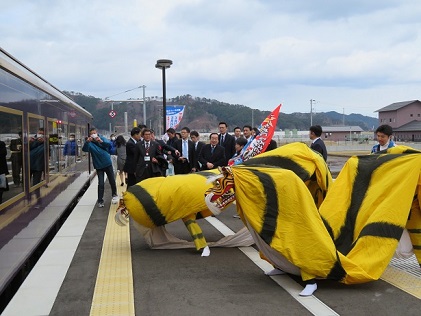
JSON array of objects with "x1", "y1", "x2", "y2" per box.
[
  {"x1": 47, "y1": 119, "x2": 60, "y2": 175},
  {"x1": 0, "y1": 106, "x2": 25, "y2": 210},
  {"x1": 28, "y1": 115, "x2": 45, "y2": 204}
]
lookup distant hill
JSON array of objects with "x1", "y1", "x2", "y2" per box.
[{"x1": 65, "y1": 92, "x2": 378, "y2": 132}]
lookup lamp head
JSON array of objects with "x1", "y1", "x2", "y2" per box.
[{"x1": 155, "y1": 59, "x2": 173, "y2": 69}]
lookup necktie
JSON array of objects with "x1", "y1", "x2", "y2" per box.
[
  {"x1": 183, "y1": 140, "x2": 188, "y2": 161},
  {"x1": 211, "y1": 146, "x2": 215, "y2": 154},
  {"x1": 145, "y1": 142, "x2": 149, "y2": 151},
  {"x1": 221, "y1": 135, "x2": 224, "y2": 144}
]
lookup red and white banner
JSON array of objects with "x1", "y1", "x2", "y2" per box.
[{"x1": 229, "y1": 104, "x2": 281, "y2": 166}]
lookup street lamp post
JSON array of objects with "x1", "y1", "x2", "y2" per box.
[{"x1": 155, "y1": 59, "x2": 173, "y2": 134}]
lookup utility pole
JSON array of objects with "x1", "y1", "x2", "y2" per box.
[
  {"x1": 110, "y1": 102, "x2": 114, "y2": 133},
  {"x1": 141, "y1": 85, "x2": 146, "y2": 125},
  {"x1": 310, "y1": 99, "x2": 315, "y2": 126}
]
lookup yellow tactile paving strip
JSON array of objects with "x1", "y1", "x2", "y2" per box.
[
  {"x1": 90, "y1": 178, "x2": 135, "y2": 316},
  {"x1": 381, "y1": 261, "x2": 421, "y2": 299}
]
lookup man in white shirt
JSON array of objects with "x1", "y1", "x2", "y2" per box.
[
  {"x1": 371, "y1": 124, "x2": 396, "y2": 153},
  {"x1": 173, "y1": 127, "x2": 196, "y2": 174}
]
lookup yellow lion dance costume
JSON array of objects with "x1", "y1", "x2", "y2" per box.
[
  {"x1": 205, "y1": 144, "x2": 421, "y2": 285},
  {"x1": 116, "y1": 143, "x2": 330, "y2": 256}
]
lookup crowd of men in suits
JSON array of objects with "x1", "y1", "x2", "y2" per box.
[
  {"x1": 121, "y1": 121, "x2": 332, "y2": 189},
  {"x1": 122, "y1": 122, "x2": 279, "y2": 187}
]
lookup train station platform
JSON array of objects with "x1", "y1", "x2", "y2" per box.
[{"x1": 0, "y1": 168, "x2": 95, "y2": 312}]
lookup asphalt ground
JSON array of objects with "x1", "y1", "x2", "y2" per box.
[{"x1": 48, "y1": 177, "x2": 421, "y2": 316}]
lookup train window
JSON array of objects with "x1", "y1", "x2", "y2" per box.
[
  {"x1": 28, "y1": 116, "x2": 46, "y2": 196},
  {"x1": 69, "y1": 124, "x2": 76, "y2": 136},
  {"x1": 0, "y1": 108, "x2": 24, "y2": 205},
  {"x1": 77, "y1": 125, "x2": 87, "y2": 160},
  {"x1": 48, "y1": 119, "x2": 61, "y2": 174},
  {"x1": 65, "y1": 123, "x2": 79, "y2": 169}
]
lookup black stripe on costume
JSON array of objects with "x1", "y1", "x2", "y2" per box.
[
  {"x1": 335, "y1": 154, "x2": 405, "y2": 255},
  {"x1": 358, "y1": 222, "x2": 403, "y2": 240},
  {"x1": 196, "y1": 171, "x2": 222, "y2": 178},
  {"x1": 249, "y1": 170, "x2": 279, "y2": 245},
  {"x1": 129, "y1": 185, "x2": 167, "y2": 226},
  {"x1": 191, "y1": 232, "x2": 205, "y2": 240},
  {"x1": 183, "y1": 219, "x2": 196, "y2": 226},
  {"x1": 326, "y1": 255, "x2": 347, "y2": 281},
  {"x1": 407, "y1": 228, "x2": 421, "y2": 234},
  {"x1": 321, "y1": 217, "x2": 335, "y2": 240},
  {"x1": 399, "y1": 149, "x2": 421, "y2": 154},
  {"x1": 243, "y1": 157, "x2": 311, "y2": 181}
]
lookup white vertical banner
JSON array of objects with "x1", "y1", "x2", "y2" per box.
[{"x1": 166, "y1": 105, "x2": 185, "y2": 129}]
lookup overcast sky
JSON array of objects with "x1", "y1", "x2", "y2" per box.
[{"x1": 2, "y1": 0, "x2": 421, "y2": 118}]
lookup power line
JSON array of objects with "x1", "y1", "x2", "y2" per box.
[{"x1": 104, "y1": 86, "x2": 144, "y2": 100}]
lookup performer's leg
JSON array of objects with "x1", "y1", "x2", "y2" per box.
[
  {"x1": 407, "y1": 198, "x2": 421, "y2": 266},
  {"x1": 299, "y1": 279, "x2": 317, "y2": 296},
  {"x1": 182, "y1": 216, "x2": 208, "y2": 253}
]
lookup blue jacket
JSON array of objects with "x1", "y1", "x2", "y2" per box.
[
  {"x1": 82, "y1": 135, "x2": 112, "y2": 169},
  {"x1": 63, "y1": 140, "x2": 77, "y2": 156},
  {"x1": 108, "y1": 139, "x2": 117, "y2": 155},
  {"x1": 371, "y1": 140, "x2": 396, "y2": 153}
]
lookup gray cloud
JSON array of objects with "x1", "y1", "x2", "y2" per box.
[{"x1": 2, "y1": 0, "x2": 421, "y2": 117}]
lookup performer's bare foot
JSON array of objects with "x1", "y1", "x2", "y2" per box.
[
  {"x1": 299, "y1": 283, "x2": 317, "y2": 296},
  {"x1": 201, "y1": 246, "x2": 210, "y2": 257},
  {"x1": 265, "y1": 268, "x2": 285, "y2": 276}
]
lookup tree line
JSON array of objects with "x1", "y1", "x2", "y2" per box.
[{"x1": 65, "y1": 92, "x2": 378, "y2": 132}]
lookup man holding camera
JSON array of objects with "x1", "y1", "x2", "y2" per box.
[{"x1": 82, "y1": 128, "x2": 118, "y2": 208}]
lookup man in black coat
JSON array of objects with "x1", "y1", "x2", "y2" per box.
[
  {"x1": 199, "y1": 133, "x2": 226, "y2": 170},
  {"x1": 218, "y1": 122, "x2": 236, "y2": 165},
  {"x1": 124, "y1": 127, "x2": 142, "y2": 187},
  {"x1": 190, "y1": 130, "x2": 205, "y2": 171},
  {"x1": 134, "y1": 128, "x2": 164, "y2": 183},
  {"x1": 265, "y1": 139, "x2": 278, "y2": 152},
  {"x1": 309, "y1": 125, "x2": 327, "y2": 161},
  {"x1": 173, "y1": 126, "x2": 196, "y2": 174}
]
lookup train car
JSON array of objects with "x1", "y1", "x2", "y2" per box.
[{"x1": 0, "y1": 47, "x2": 93, "y2": 213}]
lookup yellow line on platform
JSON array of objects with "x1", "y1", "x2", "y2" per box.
[
  {"x1": 381, "y1": 266, "x2": 421, "y2": 299},
  {"x1": 90, "y1": 179, "x2": 135, "y2": 316}
]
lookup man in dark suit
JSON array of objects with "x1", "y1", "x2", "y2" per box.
[
  {"x1": 199, "y1": 133, "x2": 226, "y2": 170},
  {"x1": 124, "y1": 127, "x2": 142, "y2": 187},
  {"x1": 134, "y1": 128, "x2": 163, "y2": 183},
  {"x1": 252, "y1": 127, "x2": 278, "y2": 153},
  {"x1": 190, "y1": 130, "x2": 205, "y2": 171},
  {"x1": 218, "y1": 122, "x2": 236, "y2": 165},
  {"x1": 173, "y1": 126, "x2": 196, "y2": 174},
  {"x1": 265, "y1": 139, "x2": 278, "y2": 152},
  {"x1": 233, "y1": 126, "x2": 243, "y2": 141},
  {"x1": 309, "y1": 125, "x2": 327, "y2": 161}
]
